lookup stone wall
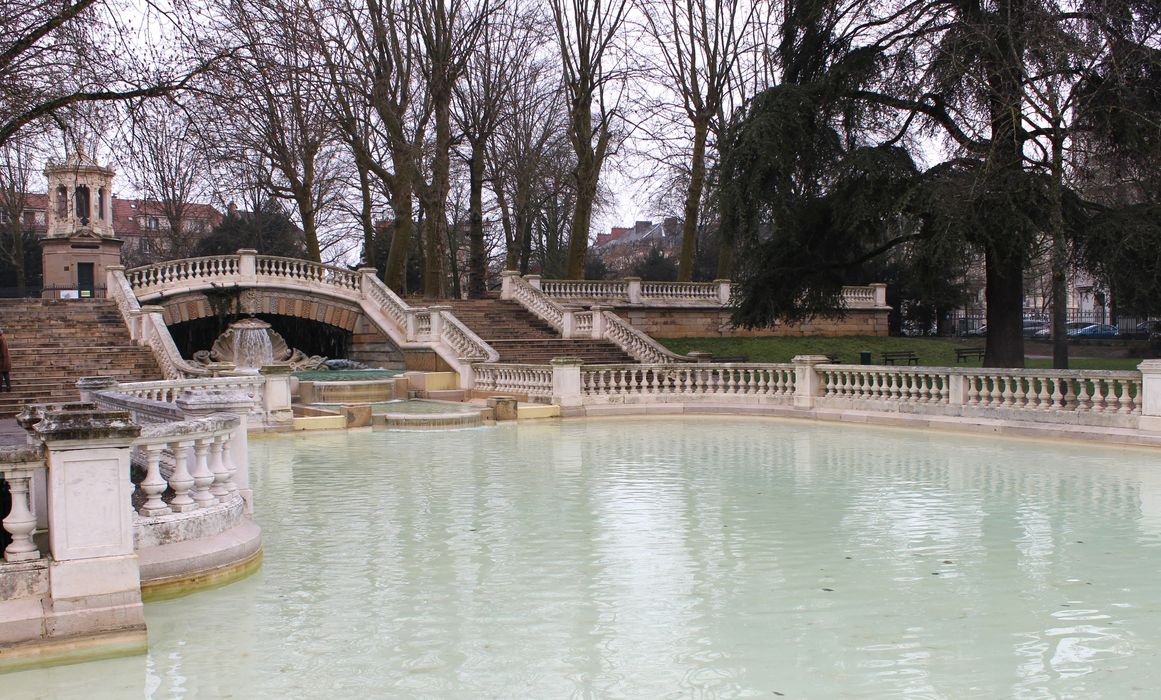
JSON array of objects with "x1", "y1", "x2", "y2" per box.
[{"x1": 615, "y1": 306, "x2": 889, "y2": 338}]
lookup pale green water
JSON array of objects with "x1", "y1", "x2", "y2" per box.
[{"x1": 7, "y1": 417, "x2": 1161, "y2": 698}]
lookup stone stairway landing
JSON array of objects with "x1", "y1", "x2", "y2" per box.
[
  {"x1": 445, "y1": 299, "x2": 636, "y2": 364},
  {"x1": 0, "y1": 299, "x2": 165, "y2": 417}
]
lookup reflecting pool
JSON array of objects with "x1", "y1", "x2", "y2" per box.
[{"x1": 8, "y1": 417, "x2": 1161, "y2": 698}]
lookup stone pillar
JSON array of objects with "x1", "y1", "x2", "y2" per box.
[
  {"x1": 258, "y1": 365, "x2": 294, "y2": 430},
  {"x1": 138, "y1": 304, "x2": 165, "y2": 344},
  {"x1": 405, "y1": 309, "x2": 419, "y2": 342},
  {"x1": 34, "y1": 408, "x2": 147, "y2": 644},
  {"x1": 1139, "y1": 361, "x2": 1161, "y2": 432},
  {"x1": 429, "y1": 305, "x2": 451, "y2": 342},
  {"x1": 715, "y1": 279, "x2": 731, "y2": 305},
  {"x1": 525, "y1": 274, "x2": 541, "y2": 291},
  {"x1": 551, "y1": 357, "x2": 584, "y2": 410},
  {"x1": 176, "y1": 389, "x2": 257, "y2": 512},
  {"x1": 237, "y1": 248, "x2": 258, "y2": 285},
  {"x1": 590, "y1": 305, "x2": 608, "y2": 340},
  {"x1": 357, "y1": 267, "x2": 379, "y2": 298},
  {"x1": 947, "y1": 373, "x2": 969, "y2": 406},
  {"x1": 500, "y1": 270, "x2": 520, "y2": 300},
  {"x1": 561, "y1": 306, "x2": 578, "y2": 339},
  {"x1": 77, "y1": 376, "x2": 119, "y2": 403},
  {"x1": 625, "y1": 277, "x2": 642, "y2": 304},
  {"x1": 871, "y1": 283, "x2": 888, "y2": 307},
  {"x1": 792, "y1": 355, "x2": 831, "y2": 409}
]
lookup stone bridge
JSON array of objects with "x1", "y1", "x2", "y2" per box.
[{"x1": 112, "y1": 250, "x2": 499, "y2": 383}]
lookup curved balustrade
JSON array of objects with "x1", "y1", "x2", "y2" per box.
[
  {"x1": 472, "y1": 364, "x2": 554, "y2": 399},
  {"x1": 582, "y1": 363, "x2": 796, "y2": 399},
  {"x1": 256, "y1": 256, "x2": 361, "y2": 291},
  {"x1": 127, "y1": 256, "x2": 239, "y2": 294},
  {"x1": 133, "y1": 415, "x2": 242, "y2": 519}
]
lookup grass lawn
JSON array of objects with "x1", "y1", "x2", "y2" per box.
[{"x1": 656, "y1": 335, "x2": 1147, "y2": 371}]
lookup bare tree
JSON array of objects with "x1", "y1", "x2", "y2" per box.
[
  {"x1": 0, "y1": 138, "x2": 37, "y2": 293},
  {"x1": 123, "y1": 100, "x2": 210, "y2": 262},
  {"x1": 638, "y1": 0, "x2": 758, "y2": 281},
  {"x1": 453, "y1": 4, "x2": 533, "y2": 296},
  {"x1": 413, "y1": 0, "x2": 497, "y2": 297},
  {"x1": 549, "y1": 0, "x2": 632, "y2": 279},
  {"x1": 203, "y1": 0, "x2": 342, "y2": 262},
  {"x1": 0, "y1": 0, "x2": 224, "y2": 148}
]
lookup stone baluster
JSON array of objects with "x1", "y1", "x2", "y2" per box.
[
  {"x1": 138, "y1": 443, "x2": 170, "y2": 516},
  {"x1": 190, "y1": 436, "x2": 216, "y2": 508},
  {"x1": 175, "y1": 389, "x2": 255, "y2": 511},
  {"x1": 2, "y1": 457, "x2": 42, "y2": 563},
  {"x1": 167, "y1": 441, "x2": 197, "y2": 512},
  {"x1": 209, "y1": 434, "x2": 231, "y2": 499}
]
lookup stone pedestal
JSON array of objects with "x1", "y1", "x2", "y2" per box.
[
  {"x1": 792, "y1": 355, "x2": 831, "y2": 409},
  {"x1": 1138, "y1": 361, "x2": 1161, "y2": 432},
  {"x1": 259, "y1": 364, "x2": 295, "y2": 429},
  {"x1": 487, "y1": 397, "x2": 519, "y2": 421},
  {"x1": 551, "y1": 357, "x2": 584, "y2": 409},
  {"x1": 32, "y1": 408, "x2": 147, "y2": 656}
]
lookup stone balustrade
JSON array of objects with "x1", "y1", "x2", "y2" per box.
[
  {"x1": 472, "y1": 364, "x2": 555, "y2": 399},
  {"x1": 0, "y1": 394, "x2": 260, "y2": 670},
  {"x1": 501, "y1": 271, "x2": 691, "y2": 363},
  {"x1": 532, "y1": 276, "x2": 886, "y2": 309},
  {"x1": 533, "y1": 356, "x2": 1161, "y2": 438}
]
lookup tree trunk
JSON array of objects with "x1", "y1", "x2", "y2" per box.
[
  {"x1": 384, "y1": 177, "x2": 414, "y2": 292},
  {"x1": 1048, "y1": 132, "x2": 1068, "y2": 369},
  {"x1": 716, "y1": 224, "x2": 734, "y2": 279},
  {"x1": 567, "y1": 160, "x2": 596, "y2": 279},
  {"x1": 984, "y1": 248, "x2": 1025, "y2": 367},
  {"x1": 678, "y1": 118, "x2": 709, "y2": 281},
  {"x1": 356, "y1": 154, "x2": 376, "y2": 269},
  {"x1": 423, "y1": 91, "x2": 453, "y2": 298},
  {"x1": 467, "y1": 139, "x2": 487, "y2": 298},
  {"x1": 298, "y1": 198, "x2": 320, "y2": 262}
]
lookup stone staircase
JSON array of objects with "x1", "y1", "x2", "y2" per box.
[
  {"x1": 0, "y1": 299, "x2": 165, "y2": 417},
  {"x1": 445, "y1": 299, "x2": 636, "y2": 364}
]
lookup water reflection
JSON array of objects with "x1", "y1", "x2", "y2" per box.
[{"x1": 6, "y1": 417, "x2": 1161, "y2": 698}]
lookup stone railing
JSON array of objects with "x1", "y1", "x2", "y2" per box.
[
  {"x1": 582, "y1": 363, "x2": 797, "y2": 401},
  {"x1": 533, "y1": 276, "x2": 887, "y2": 309},
  {"x1": 132, "y1": 414, "x2": 243, "y2": 521},
  {"x1": 818, "y1": 365, "x2": 1142, "y2": 415},
  {"x1": 538, "y1": 356, "x2": 1159, "y2": 435},
  {"x1": 472, "y1": 363, "x2": 554, "y2": 399},
  {"x1": 0, "y1": 398, "x2": 260, "y2": 669},
  {"x1": 107, "y1": 265, "x2": 212, "y2": 379},
  {"x1": 256, "y1": 255, "x2": 362, "y2": 291},
  {"x1": 125, "y1": 255, "x2": 240, "y2": 293},
  {"x1": 501, "y1": 271, "x2": 691, "y2": 363}
]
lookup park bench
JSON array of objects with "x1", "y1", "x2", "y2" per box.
[
  {"x1": 955, "y1": 347, "x2": 985, "y2": 363},
  {"x1": 825, "y1": 353, "x2": 842, "y2": 363},
  {"x1": 881, "y1": 350, "x2": 919, "y2": 365}
]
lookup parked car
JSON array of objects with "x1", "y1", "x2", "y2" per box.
[
  {"x1": 1022, "y1": 320, "x2": 1049, "y2": 336},
  {"x1": 1136, "y1": 320, "x2": 1161, "y2": 338},
  {"x1": 1069, "y1": 324, "x2": 1120, "y2": 338},
  {"x1": 1033, "y1": 321, "x2": 1097, "y2": 338},
  {"x1": 964, "y1": 324, "x2": 986, "y2": 337}
]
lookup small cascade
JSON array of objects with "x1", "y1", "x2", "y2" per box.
[
  {"x1": 232, "y1": 321, "x2": 275, "y2": 371},
  {"x1": 194, "y1": 317, "x2": 324, "y2": 371}
]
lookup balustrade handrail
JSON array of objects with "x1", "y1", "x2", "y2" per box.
[
  {"x1": 108, "y1": 268, "x2": 212, "y2": 379},
  {"x1": 438, "y1": 310, "x2": 501, "y2": 362},
  {"x1": 600, "y1": 311, "x2": 693, "y2": 363},
  {"x1": 135, "y1": 414, "x2": 240, "y2": 447}
]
